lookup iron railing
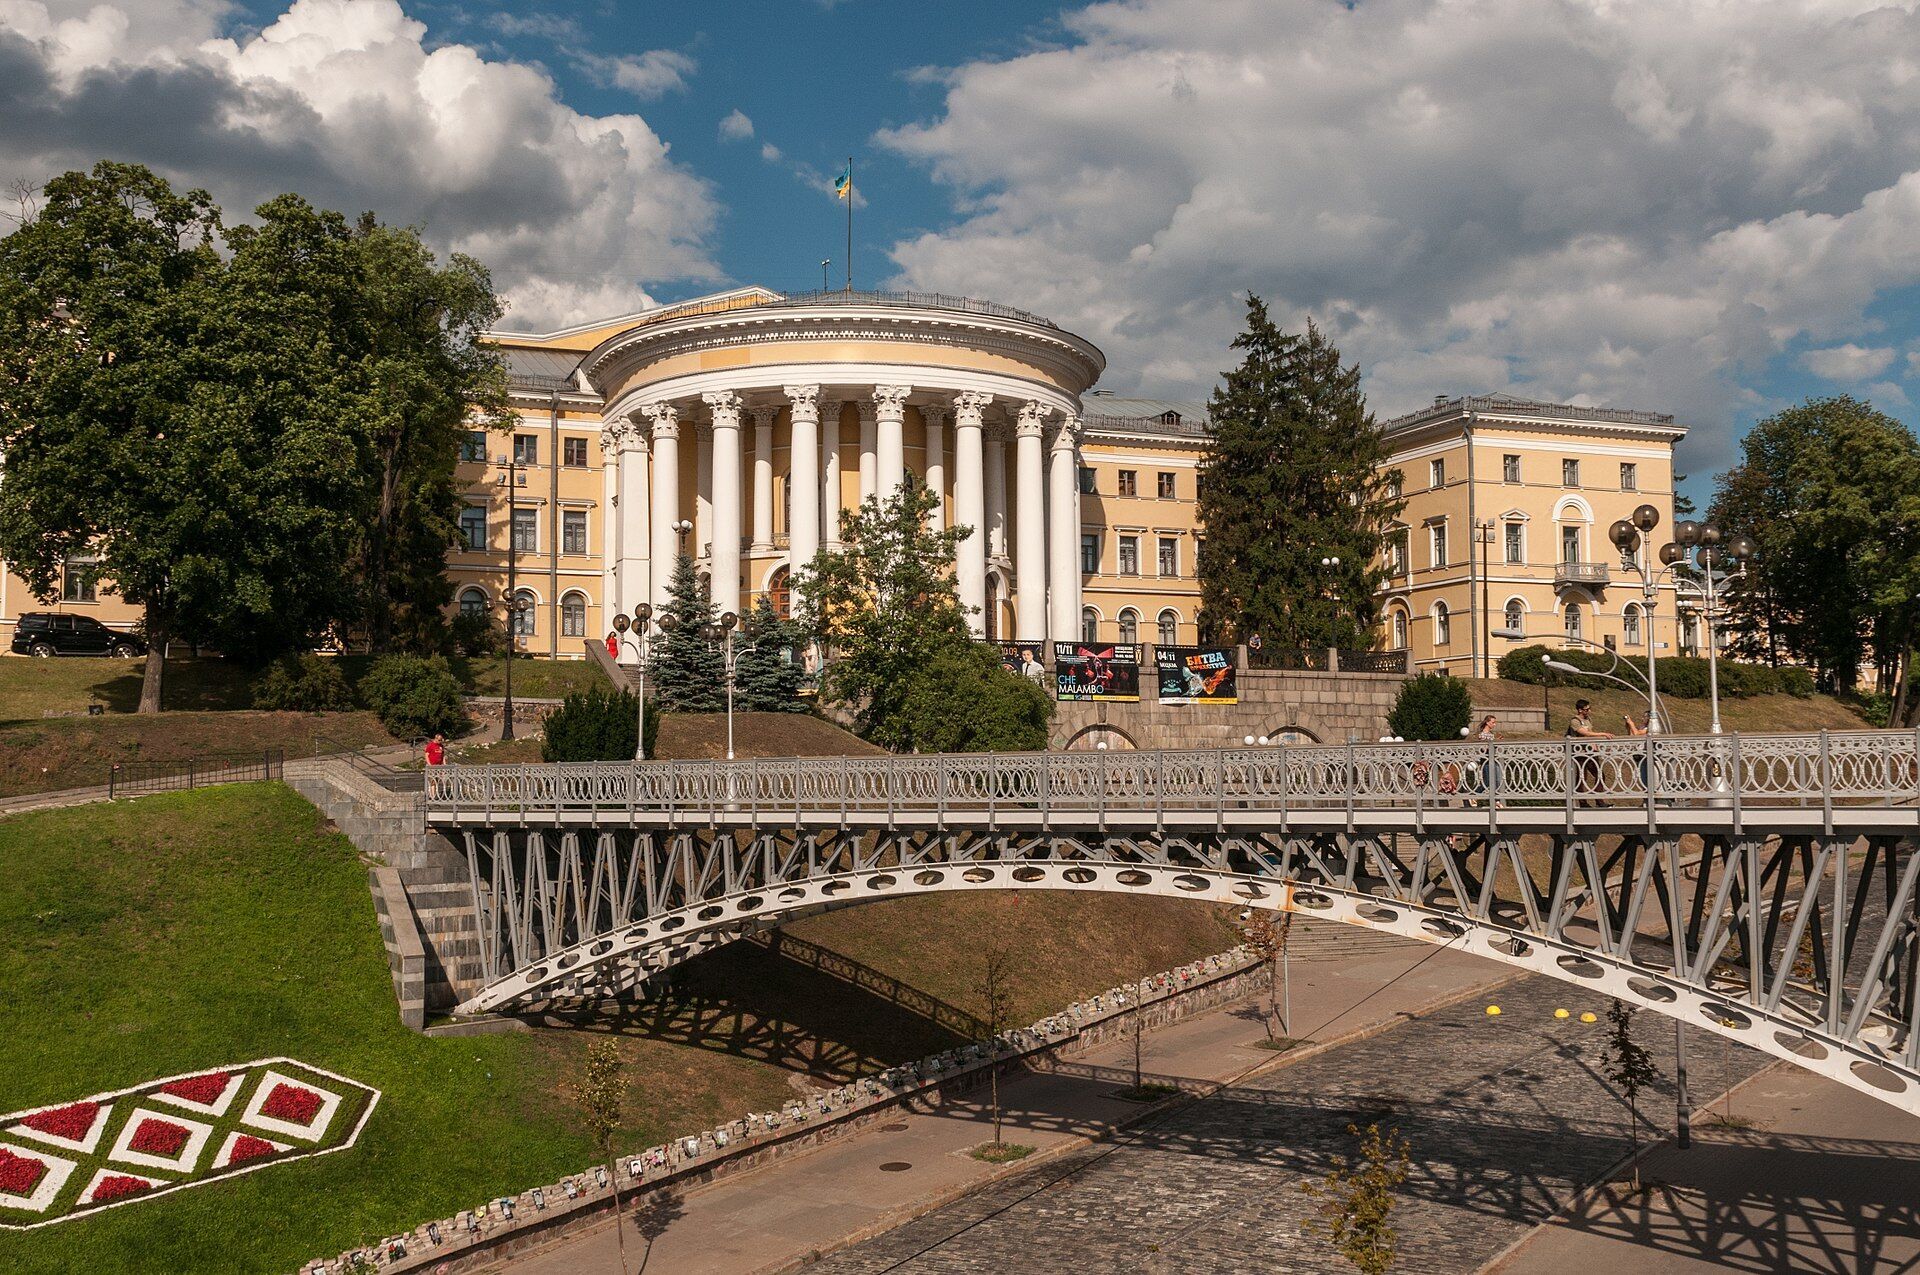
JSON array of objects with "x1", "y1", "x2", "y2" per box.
[
  {"x1": 1247, "y1": 647, "x2": 1331, "y2": 672},
  {"x1": 313, "y1": 737, "x2": 425, "y2": 794},
  {"x1": 108, "y1": 749, "x2": 284, "y2": 800},
  {"x1": 1555, "y1": 561, "x2": 1612, "y2": 586},
  {"x1": 1336, "y1": 648, "x2": 1410, "y2": 675},
  {"x1": 632, "y1": 289, "x2": 1058, "y2": 332},
  {"x1": 425, "y1": 729, "x2": 1920, "y2": 825}
]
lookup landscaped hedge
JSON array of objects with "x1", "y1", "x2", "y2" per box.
[
  {"x1": 358, "y1": 654, "x2": 466, "y2": 738},
  {"x1": 541, "y1": 687, "x2": 660, "y2": 762},
  {"x1": 1387, "y1": 673, "x2": 1473, "y2": 741},
  {"x1": 1496, "y1": 644, "x2": 1813, "y2": 699},
  {"x1": 249, "y1": 654, "x2": 355, "y2": 712}
]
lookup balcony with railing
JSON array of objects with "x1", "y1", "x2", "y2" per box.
[{"x1": 1554, "y1": 561, "x2": 1611, "y2": 587}]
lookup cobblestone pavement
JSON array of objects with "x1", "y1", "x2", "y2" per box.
[{"x1": 811, "y1": 975, "x2": 1771, "y2": 1274}]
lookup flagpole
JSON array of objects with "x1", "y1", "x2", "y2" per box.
[{"x1": 844, "y1": 156, "x2": 853, "y2": 292}]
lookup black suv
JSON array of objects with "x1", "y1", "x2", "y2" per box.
[{"x1": 11, "y1": 612, "x2": 145, "y2": 659}]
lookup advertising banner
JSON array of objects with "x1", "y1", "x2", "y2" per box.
[
  {"x1": 1155, "y1": 646, "x2": 1238, "y2": 704},
  {"x1": 1001, "y1": 642, "x2": 1049, "y2": 686},
  {"x1": 1053, "y1": 642, "x2": 1140, "y2": 701}
]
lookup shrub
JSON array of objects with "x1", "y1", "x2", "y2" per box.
[
  {"x1": 249, "y1": 654, "x2": 355, "y2": 712},
  {"x1": 1777, "y1": 667, "x2": 1816, "y2": 698},
  {"x1": 1387, "y1": 672, "x2": 1472, "y2": 741},
  {"x1": 541, "y1": 688, "x2": 660, "y2": 762},
  {"x1": 359, "y1": 653, "x2": 466, "y2": 738},
  {"x1": 884, "y1": 644, "x2": 1053, "y2": 753},
  {"x1": 449, "y1": 611, "x2": 504, "y2": 659},
  {"x1": 1497, "y1": 644, "x2": 1798, "y2": 700}
]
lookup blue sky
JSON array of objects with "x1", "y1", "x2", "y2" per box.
[{"x1": 8, "y1": 0, "x2": 1920, "y2": 509}]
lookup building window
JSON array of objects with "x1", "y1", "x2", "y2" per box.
[
  {"x1": 1561, "y1": 525, "x2": 1580, "y2": 563},
  {"x1": 560, "y1": 592, "x2": 586, "y2": 637},
  {"x1": 1503, "y1": 454, "x2": 1520, "y2": 483},
  {"x1": 1386, "y1": 473, "x2": 1403, "y2": 500},
  {"x1": 1504, "y1": 522, "x2": 1523, "y2": 565},
  {"x1": 459, "y1": 587, "x2": 487, "y2": 617},
  {"x1": 562, "y1": 509, "x2": 588, "y2": 555},
  {"x1": 1117, "y1": 470, "x2": 1138, "y2": 497},
  {"x1": 460, "y1": 506, "x2": 487, "y2": 551},
  {"x1": 1158, "y1": 610, "x2": 1178, "y2": 645},
  {"x1": 1504, "y1": 599, "x2": 1524, "y2": 633},
  {"x1": 1157, "y1": 537, "x2": 1178, "y2": 577},
  {"x1": 1620, "y1": 461, "x2": 1638, "y2": 491},
  {"x1": 1078, "y1": 465, "x2": 1097, "y2": 495},
  {"x1": 512, "y1": 589, "x2": 537, "y2": 638},
  {"x1": 1119, "y1": 535, "x2": 1140, "y2": 575},
  {"x1": 1561, "y1": 458, "x2": 1580, "y2": 487},
  {"x1": 1118, "y1": 609, "x2": 1139, "y2": 644},
  {"x1": 1429, "y1": 523, "x2": 1448, "y2": 568},
  {"x1": 460, "y1": 430, "x2": 487, "y2": 463},
  {"x1": 1429, "y1": 458, "x2": 1445, "y2": 488},
  {"x1": 1434, "y1": 601, "x2": 1452, "y2": 646},
  {"x1": 1157, "y1": 471, "x2": 1177, "y2": 499},
  {"x1": 1080, "y1": 607, "x2": 1099, "y2": 643},
  {"x1": 512, "y1": 507, "x2": 538, "y2": 553},
  {"x1": 1388, "y1": 530, "x2": 1408, "y2": 575},
  {"x1": 1623, "y1": 603, "x2": 1642, "y2": 646},
  {"x1": 512, "y1": 434, "x2": 538, "y2": 466},
  {"x1": 1390, "y1": 609, "x2": 1408, "y2": 650},
  {"x1": 563, "y1": 436, "x2": 588, "y2": 468},
  {"x1": 1564, "y1": 603, "x2": 1583, "y2": 642},
  {"x1": 60, "y1": 559, "x2": 98, "y2": 603},
  {"x1": 1081, "y1": 533, "x2": 1100, "y2": 575}
]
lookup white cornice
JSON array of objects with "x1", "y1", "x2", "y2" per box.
[{"x1": 603, "y1": 362, "x2": 1082, "y2": 427}]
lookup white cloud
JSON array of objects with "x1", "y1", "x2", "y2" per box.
[
  {"x1": 1867, "y1": 380, "x2": 1911, "y2": 407},
  {"x1": 0, "y1": 0, "x2": 721, "y2": 329},
  {"x1": 878, "y1": 0, "x2": 1920, "y2": 474},
  {"x1": 718, "y1": 108, "x2": 754, "y2": 141},
  {"x1": 574, "y1": 47, "x2": 695, "y2": 101},
  {"x1": 1801, "y1": 343, "x2": 1897, "y2": 381},
  {"x1": 759, "y1": 141, "x2": 783, "y2": 163}
]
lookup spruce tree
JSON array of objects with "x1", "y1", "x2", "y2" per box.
[
  {"x1": 648, "y1": 554, "x2": 726, "y2": 712},
  {"x1": 1196, "y1": 299, "x2": 1403, "y2": 650},
  {"x1": 734, "y1": 594, "x2": 808, "y2": 712}
]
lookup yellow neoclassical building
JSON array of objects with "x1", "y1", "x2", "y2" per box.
[{"x1": 0, "y1": 288, "x2": 1689, "y2": 668}]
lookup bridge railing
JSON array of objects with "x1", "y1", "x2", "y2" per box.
[{"x1": 425, "y1": 729, "x2": 1920, "y2": 821}]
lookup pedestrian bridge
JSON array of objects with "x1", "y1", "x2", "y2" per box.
[{"x1": 426, "y1": 729, "x2": 1920, "y2": 1113}]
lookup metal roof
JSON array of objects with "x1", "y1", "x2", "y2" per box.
[
  {"x1": 1081, "y1": 395, "x2": 1211, "y2": 438},
  {"x1": 500, "y1": 347, "x2": 582, "y2": 393},
  {"x1": 1380, "y1": 392, "x2": 1679, "y2": 434}
]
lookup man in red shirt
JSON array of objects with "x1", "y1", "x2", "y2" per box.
[{"x1": 424, "y1": 734, "x2": 446, "y2": 767}]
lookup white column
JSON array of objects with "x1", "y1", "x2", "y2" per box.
[
  {"x1": 857, "y1": 399, "x2": 877, "y2": 504},
  {"x1": 750, "y1": 405, "x2": 777, "y2": 553},
  {"x1": 785, "y1": 385, "x2": 821, "y2": 601},
  {"x1": 1014, "y1": 401, "x2": 1050, "y2": 641},
  {"x1": 952, "y1": 392, "x2": 990, "y2": 635},
  {"x1": 984, "y1": 421, "x2": 1010, "y2": 560},
  {"x1": 1048, "y1": 414, "x2": 1082, "y2": 645},
  {"x1": 616, "y1": 416, "x2": 652, "y2": 629},
  {"x1": 923, "y1": 405, "x2": 948, "y2": 531},
  {"x1": 694, "y1": 422, "x2": 713, "y2": 559},
  {"x1": 820, "y1": 399, "x2": 844, "y2": 550},
  {"x1": 704, "y1": 390, "x2": 743, "y2": 618},
  {"x1": 873, "y1": 384, "x2": 912, "y2": 498},
  {"x1": 600, "y1": 421, "x2": 623, "y2": 623},
  {"x1": 644, "y1": 401, "x2": 680, "y2": 612}
]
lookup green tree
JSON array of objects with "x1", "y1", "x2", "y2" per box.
[
  {"x1": 648, "y1": 554, "x2": 726, "y2": 712},
  {"x1": 1709, "y1": 396, "x2": 1920, "y2": 704},
  {"x1": 542, "y1": 686, "x2": 658, "y2": 761},
  {"x1": 1599, "y1": 997, "x2": 1660, "y2": 1188},
  {"x1": 891, "y1": 643, "x2": 1053, "y2": 753},
  {"x1": 1300, "y1": 1122, "x2": 1413, "y2": 1275},
  {"x1": 1386, "y1": 673, "x2": 1473, "y2": 741},
  {"x1": 794, "y1": 481, "x2": 979, "y2": 748},
  {"x1": 733, "y1": 595, "x2": 808, "y2": 712},
  {"x1": 975, "y1": 946, "x2": 1016, "y2": 1149},
  {"x1": 1197, "y1": 300, "x2": 1402, "y2": 649},
  {"x1": 571, "y1": 1038, "x2": 631, "y2": 1275}
]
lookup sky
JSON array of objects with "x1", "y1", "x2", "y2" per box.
[{"x1": 5, "y1": 0, "x2": 1920, "y2": 509}]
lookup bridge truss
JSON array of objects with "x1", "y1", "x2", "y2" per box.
[{"x1": 427, "y1": 730, "x2": 1920, "y2": 1113}]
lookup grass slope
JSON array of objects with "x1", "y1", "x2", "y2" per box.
[{"x1": 1467, "y1": 680, "x2": 1868, "y2": 736}]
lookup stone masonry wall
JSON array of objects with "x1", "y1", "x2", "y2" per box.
[{"x1": 1051, "y1": 665, "x2": 1406, "y2": 750}]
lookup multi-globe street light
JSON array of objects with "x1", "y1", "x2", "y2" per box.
[
  {"x1": 611, "y1": 602, "x2": 656, "y2": 760},
  {"x1": 1660, "y1": 520, "x2": 1756, "y2": 735},
  {"x1": 703, "y1": 609, "x2": 743, "y2": 762}
]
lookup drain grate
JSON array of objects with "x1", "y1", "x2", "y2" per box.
[{"x1": 878, "y1": 1161, "x2": 913, "y2": 1172}]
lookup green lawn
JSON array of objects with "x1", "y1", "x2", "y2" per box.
[{"x1": 1466, "y1": 680, "x2": 1870, "y2": 737}]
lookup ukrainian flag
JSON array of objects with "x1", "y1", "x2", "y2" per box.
[{"x1": 834, "y1": 164, "x2": 852, "y2": 200}]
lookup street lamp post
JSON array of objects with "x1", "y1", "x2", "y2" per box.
[
  {"x1": 1666, "y1": 520, "x2": 1756, "y2": 735},
  {"x1": 612, "y1": 603, "x2": 656, "y2": 760},
  {"x1": 704, "y1": 610, "x2": 742, "y2": 761},
  {"x1": 1606, "y1": 504, "x2": 1667, "y2": 732}
]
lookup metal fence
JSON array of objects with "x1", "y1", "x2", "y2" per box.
[
  {"x1": 107, "y1": 749, "x2": 285, "y2": 800},
  {"x1": 1247, "y1": 648, "x2": 1331, "y2": 672},
  {"x1": 1336, "y1": 649, "x2": 1410, "y2": 675}
]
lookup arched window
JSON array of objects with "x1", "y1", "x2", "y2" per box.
[
  {"x1": 1564, "y1": 603, "x2": 1583, "y2": 642},
  {"x1": 1158, "y1": 609, "x2": 1179, "y2": 646},
  {"x1": 512, "y1": 589, "x2": 538, "y2": 639},
  {"x1": 458, "y1": 587, "x2": 487, "y2": 618},
  {"x1": 1080, "y1": 607, "x2": 1099, "y2": 643},
  {"x1": 984, "y1": 574, "x2": 1001, "y2": 641},
  {"x1": 1622, "y1": 602, "x2": 1642, "y2": 646},
  {"x1": 1118, "y1": 609, "x2": 1139, "y2": 644},
  {"x1": 1504, "y1": 599, "x2": 1524, "y2": 634},
  {"x1": 1389, "y1": 608, "x2": 1408, "y2": 651},
  {"x1": 560, "y1": 591, "x2": 587, "y2": 638},
  {"x1": 768, "y1": 566, "x2": 791, "y2": 620},
  {"x1": 1433, "y1": 601, "x2": 1451, "y2": 646}
]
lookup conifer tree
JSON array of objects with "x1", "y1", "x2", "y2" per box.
[
  {"x1": 734, "y1": 594, "x2": 808, "y2": 712},
  {"x1": 1196, "y1": 299, "x2": 1402, "y2": 650},
  {"x1": 648, "y1": 554, "x2": 726, "y2": 712}
]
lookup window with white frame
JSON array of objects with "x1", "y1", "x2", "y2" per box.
[
  {"x1": 1118, "y1": 535, "x2": 1140, "y2": 575},
  {"x1": 1504, "y1": 522, "x2": 1523, "y2": 564},
  {"x1": 1623, "y1": 603, "x2": 1642, "y2": 646},
  {"x1": 1118, "y1": 470, "x2": 1137, "y2": 497},
  {"x1": 1390, "y1": 609, "x2": 1408, "y2": 650},
  {"x1": 1503, "y1": 453, "x2": 1520, "y2": 483},
  {"x1": 1562, "y1": 457, "x2": 1580, "y2": 487},
  {"x1": 1504, "y1": 599, "x2": 1524, "y2": 633},
  {"x1": 512, "y1": 589, "x2": 537, "y2": 637},
  {"x1": 1561, "y1": 525, "x2": 1581, "y2": 563},
  {"x1": 512, "y1": 508, "x2": 538, "y2": 553},
  {"x1": 459, "y1": 587, "x2": 487, "y2": 617},
  {"x1": 459, "y1": 506, "x2": 486, "y2": 551},
  {"x1": 1158, "y1": 609, "x2": 1178, "y2": 645},
  {"x1": 1619, "y1": 461, "x2": 1637, "y2": 491},
  {"x1": 1429, "y1": 458, "x2": 1445, "y2": 488},
  {"x1": 1157, "y1": 471, "x2": 1177, "y2": 499},
  {"x1": 1118, "y1": 609, "x2": 1138, "y2": 644},
  {"x1": 1080, "y1": 607, "x2": 1099, "y2": 643},
  {"x1": 562, "y1": 509, "x2": 588, "y2": 555},
  {"x1": 1157, "y1": 537, "x2": 1178, "y2": 577},
  {"x1": 560, "y1": 592, "x2": 587, "y2": 637},
  {"x1": 1564, "y1": 603, "x2": 1583, "y2": 641},
  {"x1": 1434, "y1": 601, "x2": 1452, "y2": 646},
  {"x1": 1429, "y1": 522, "x2": 1448, "y2": 568}
]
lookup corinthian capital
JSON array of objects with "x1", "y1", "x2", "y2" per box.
[
  {"x1": 599, "y1": 420, "x2": 625, "y2": 454},
  {"x1": 640, "y1": 401, "x2": 679, "y2": 441},
  {"x1": 1050, "y1": 412, "x2": 1083, "y2": 451},
  {"x1": 1015, "y1": 400, "x2": 1053, "y2": 438},
  {"x1": 872, "y1": 384, "x2": 913, "y2": 418},
  {"x1": 783, "y1": 384, "x2": 821, "y2": 418},
  {"x1": 702, "y1": 390, "x2": 743, "y2": 430},
  {"x1": 952, "y1": 390, "x2": 993, "y2": 425}
]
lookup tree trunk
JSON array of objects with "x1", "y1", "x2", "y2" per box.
[
  {"x1": 138, "y1": 602, "x2": 166, "y2": 714},
  {"x1": 607, "y1": 1153, "x2": 630, "y2": 1275},
  {"x1": 367, "y1": 437, "x2": 403, "y2": 652},
  {"x1": 1890, "y1": 615, "x2": 1916, "y2": 728}
]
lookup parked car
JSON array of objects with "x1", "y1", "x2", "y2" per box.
[{"x1": 10, "y1": 612, "x2": 145, "y2": 658}]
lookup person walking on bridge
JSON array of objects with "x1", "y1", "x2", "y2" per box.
[{"x1": 1566, "y1": 700, "x2": 1611, "y2": 805}]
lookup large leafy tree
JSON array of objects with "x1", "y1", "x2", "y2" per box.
[
  {"x1": 1196, "y1": 300, "x2": 1402, "y2": 650},
  {"x1": 1709, "y1": 396, "x2": 1920, "y2": 705}
]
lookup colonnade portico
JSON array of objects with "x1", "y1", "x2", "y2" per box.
[{"x1": 597, "y1": 383, "x2": 1083, "y2": 644}]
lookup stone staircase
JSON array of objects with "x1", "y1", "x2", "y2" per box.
[{"x1": 583, "y1": 636, "x2": 640, "y2": 691}]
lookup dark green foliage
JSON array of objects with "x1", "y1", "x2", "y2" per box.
[
  {"x1": 734, "y1": 595, "x2": 808, "y2": 713},
  {"x1": 1496, "y1": 643, "x2": 1805, "y2": 698},
  {"x1": 1196, "y1": 300, "x2": 1402, "y2": 648},
  {"x1": 1776, "y1": 667, "x2": 1815, "y2": 698},
  {"x1": 249, "y1": 654, "x2": 355, "y2": 712},
  {"x1": 648, "y1": 555, "x2": 727, "y2": 712},
  {"x1": 892, "y1": 644, "x2": 1054, "y2": 753},
  {"x1": 1386, "y1": 673, "x2": 1472, "y2": 741},
  {"x1": 541, "y1": 687, "x2": 657, "y2": 762},
  {"x1": 358, "y1": 653, "x2": 465, "y2": 738},
  {"x1": 449, "y1": 610, "x2": 504, "y2": 659}
]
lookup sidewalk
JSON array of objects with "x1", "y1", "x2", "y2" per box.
[{"x1": 492, "y1": 934, "x2": 1509, "y2": 1275}]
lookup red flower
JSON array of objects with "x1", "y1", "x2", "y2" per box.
[
  {"x1": 18, "y1": 1101, "x2": 98, "y2": 1142},
  {"x1": 259, "y1": 1083, "x2": 323, "y2": 1125},
  {"x1": 227, "y1": 1135, "x2": 277, "y2": 1166},
  {"x1": 159, "y1": 1072, "x2": 231, "y2": 1106},
  {"x1": 128, "y1": 1118, "x2": 191, "y2": 1158},
  {"x1": 0, "y1": 1148, "x2": 47, "y2": 1197},
  {"x1": 90, "y1": 1174, "x2": 152, "y2": 1203}
]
